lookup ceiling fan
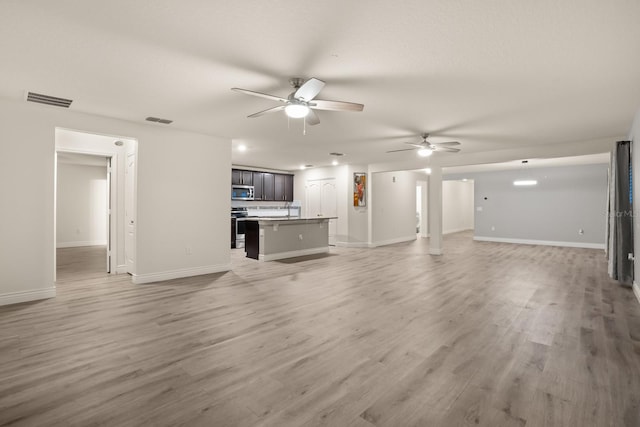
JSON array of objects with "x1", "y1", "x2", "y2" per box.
[
  {"x1": 387, "y1": 133, "x2": 461, "y2": 157},
  {"x1": 231, "y1": 77, "x2": 364, "y2": 126}
]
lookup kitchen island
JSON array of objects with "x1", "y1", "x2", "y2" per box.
[{"x1": 243, "y1": 217, "x2": 337, "y2": 261}]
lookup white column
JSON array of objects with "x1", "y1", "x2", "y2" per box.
[{"x1": 428, "y1": 166, "x2": 443, "y2": 255}]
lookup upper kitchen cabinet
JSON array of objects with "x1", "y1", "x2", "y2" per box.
[
  {"x1": 285, "y1": 174, "x2": 294, "y2": 201},
  {"x1": 232, "y1": 169, "x2": 253, "y2": 186},
  {"x1": 252, "y1": 171, "x2": 264, "y2": 200},
  {"x1": 262, "y1": 173, "x2": 275, "y2": 201},
  {"x1": 274, "y1": 174, "x2": 294, "y2": 201},
  {"x1": 231, "y1": 169, "x2": 293, "y2": 201}
]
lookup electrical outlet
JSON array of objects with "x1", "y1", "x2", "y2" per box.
[{"x1": 185, "y1": 247, "x2": 192, "y2": 255}]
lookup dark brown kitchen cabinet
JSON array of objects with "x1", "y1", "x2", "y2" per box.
[
  {"x1": 231, "y1": 169, "x2": 293, "y2": 201},
  {"x1": 244, "y1": 220, "x2": 259, "y2": 260},
  {"x1": 262, "y1": 173, "x2": 275, "y2": 201},
  {"x1": 274, "y1": 174, "x2": 285, "y2": 201},
  {"x1": 231, "y1": 169, "x2": 253, "y2": 186},
  {"x1": 252, "y1": 172, "x2": 264, "y2": 200},
  {"x1": 285, "y1": 174, "x2": 294, "y2": 201},
  {"x1": 273, "y1": 173, "x2": 294, "y2": 201}
]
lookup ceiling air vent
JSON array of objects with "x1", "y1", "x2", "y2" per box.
[
  {"x1": 146, "y1": 116, "x2": 173, "y2": 125},
  {"x1": 26, "y1": 92, "x2": 73, "y2": 108}
]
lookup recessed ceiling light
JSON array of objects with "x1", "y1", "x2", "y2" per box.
[
  {"x1": 417, "y1": 148, "x2": 433, "y2": 157},
  {"x1": 237, "y1": 144, "x2": 247, "y2": 152},
  {"x1": 424, "y1": 168, "x2": 432, "y2": 174}
]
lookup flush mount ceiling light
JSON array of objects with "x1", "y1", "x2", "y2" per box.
[
  {"x1": 513, "y1": 180, "x2": 538, "y2": 186},
  {"x1": 417, "y1": 147, "x2": 433, "y2": 157},
  {"x1": 332, "y1": 159, "x2": 339, "y2": 166},
  {"x1": 284, "y1": 103, "x2": 310, "y2": 118},
  {"x1": 237, "y1": 144, "x2": 247, "y2": 152}
]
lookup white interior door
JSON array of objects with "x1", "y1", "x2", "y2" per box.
[
  {"x1": 321, "y1": 181, "x2": 337, "y2": 245},
  {"x1": 306, "y1": 178, "x2": 338, "y2": 246},
  {"x1": 125, "y1": 153, "x2": 136, "y2": 273},
  {"x1": 106, "y1": 157, "x2": 112, "y2": 273},
  {"x1": 306, "y1": 181, "x2": 322, "y2": 217}
]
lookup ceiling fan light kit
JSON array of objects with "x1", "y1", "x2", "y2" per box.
[
  {"x1": 284, "y1": 103, "x2": 310, "y2": 118},
  {"x1": 417, "y1": 147, "x2": 433, "y2": 157}
]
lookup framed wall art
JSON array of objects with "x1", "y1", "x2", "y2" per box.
[{"x1": 353, "y1": 172, "x2": 366, "y2": 207}]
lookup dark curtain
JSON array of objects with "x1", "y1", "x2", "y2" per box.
[{"x1": 608, "y1": 140, "x2": 634, "y2": 285}]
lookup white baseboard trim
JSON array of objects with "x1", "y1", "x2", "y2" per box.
[
  {"x1": 443, "y1": 228, "x2": 472, "y2": 235},
  {"x1": 335, "y1": 241, "x2": 370, "y2": 248},
  {"x1": 633, "y1": 282, "x2": 640, "y2": 305},
  {"x1": 473, "y1": 236, "x2": 606, "y2": 250},
  {"x1": 370, "y1": 235, "x2": 417, "y2": 248},
  {"x1": 0, "y1": 287, "x2": 56, "y2": 306},
  {"x1": 132, "y1": 263, "x2": 231, "y2": 284},
  {"x1": 260, "y1": 247, "x2": 330, "y2": 261},
  {"x1": 57, "y1": 240, "x2": 107, "y2": 248},
  {"x1": 115, "y1": 265, "x2": 128, "y2": 274}
]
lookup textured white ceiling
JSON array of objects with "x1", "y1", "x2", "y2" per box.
[{"x1": 1, "y1": 1, "x2": 639, "y2": 171}]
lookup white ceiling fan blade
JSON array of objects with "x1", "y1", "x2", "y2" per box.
[
  {"x1": 404, "y1": 142, "x2": 426, "y2": 148},
  {"x1": 434, "y1": 146, "x2": 461, "y2": 153},
  {"x1": 431, "y1": 141, "x2": 460, "y2": 146},
  {"x1": 231, "y1": 88, "x2": 287, "y2": 103},
  {"x1": 386, "y1": 148, "x2": 417, "y2": 153},
  {"x1": 294, "y1": 78, "x2": 325, "y2": 101},
  {"x1": 305, "y1": 109, "x2": 320, "y2": 125},
  {"x1": 310, "y1": 99, "x2": 364, "y2": 112},
  {"x1": 247, "y1": 105, "x2": 285, "y2": 118}
]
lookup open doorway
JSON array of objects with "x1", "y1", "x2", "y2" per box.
[
  {"x1": 55, "y1": 128, "x2": 137, "y2": 283},
  {"x1": 56, "y1": 153, "x2": 110, "y2": 280}
]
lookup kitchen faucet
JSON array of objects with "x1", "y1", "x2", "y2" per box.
[{"x1": 285, "y1": 201, "x2": 291, "y2": 219}]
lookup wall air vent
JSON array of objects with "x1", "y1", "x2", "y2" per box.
[
  {"x1": 146, "y1": 116, "x2": 173, "y2": 124},
  {"x1": 26, "y1": 92, "x2": 73, "y2": 108}
]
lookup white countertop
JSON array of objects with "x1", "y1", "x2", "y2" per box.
[{"x1": 242, "y1": 216, "x2": 337, "y2": 223}]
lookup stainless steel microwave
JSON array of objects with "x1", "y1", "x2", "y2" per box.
[{"x1": 231, "y1": 185, "x2": 254, "y2": 200}]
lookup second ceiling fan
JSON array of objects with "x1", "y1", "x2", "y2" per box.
[
  {"x1": 232, "y1": 77, "x2": 364, "y2": 126},
  {"x1": 387, "y1": 133, "x2": 461, "y2": 157}
]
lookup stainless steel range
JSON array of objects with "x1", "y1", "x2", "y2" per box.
[{"x1": 231, "y1": 207, "x2": 248, "y2": 248}]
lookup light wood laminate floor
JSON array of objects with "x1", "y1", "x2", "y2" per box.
[{"x1": 1, "y1": 233, "x2": 639, "y2": 426}]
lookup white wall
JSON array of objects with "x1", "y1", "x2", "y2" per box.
[
  {"x1": 443, "y1": 180, "x2": 474, "y2": 234},
  {"x1": 454, "y1": 163, "x2": 609, "y2": 248},
  {"x1": 371, "y1": 170, "x2": 419, "y2": 246},
  {"x1": 56, "y1": 163, "x2": 107, "y2": 247},
  {"x1": 0, "y1": 97, "x2": 231, "y2": 305}
]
